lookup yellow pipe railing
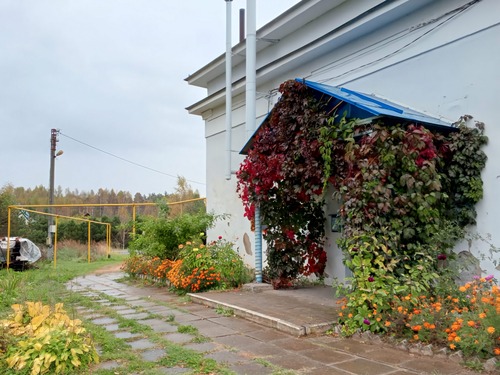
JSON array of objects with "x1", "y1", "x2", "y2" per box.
[{"x1": 5, "y1": 198, "x2": 206, "y2": 268}]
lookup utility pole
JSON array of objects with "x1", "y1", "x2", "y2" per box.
[{"x1": 48, "y1": 129, "x2": 62, "y2": 259}]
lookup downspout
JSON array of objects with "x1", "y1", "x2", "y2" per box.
[
  {"x1": 225, "y1": 0, "x2": 232, "y2": 180},
  {"x1": 245, "y1": 0, "x2": 262, "y2": 283}
]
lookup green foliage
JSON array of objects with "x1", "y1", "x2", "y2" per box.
[
  {"x1": 0, "y1": 302, "x2": 99, "y2": 374},
  {"x1": 123, "y1": 237, "x2": 252, "y2": 294},
  {"x1": 332, "y1": 120, "x2": 487, "y2": 334},
  {"x1": 129, "y1": 212, "x2": 216, "y2": 259},
  {"x1": 237, "y1": 80, "x2": 329, "y2": 288},
  {"x1": 0, "y1": 272, "x2": 21, "y2": 308}
]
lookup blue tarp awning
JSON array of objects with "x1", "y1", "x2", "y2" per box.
[
  {"x1": 301, "y1": 79, "x2": 453, "y2": 129},
  {"x1": 240, "y1": 79, "x2": 454, "y2": 154}
]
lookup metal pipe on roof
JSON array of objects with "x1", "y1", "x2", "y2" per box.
[
  {"x1": 246, "y1": 0, "x2": 256, "y2": 140},
  {"x1": 225, "y1": 0, "x2": 233, "y2": 180},
  {"x1": 245, "y1": 0, "x2": 262, "y2": 283},
  {"x1": 239, "y1": 8, "x2": 245, "y2": 43}
]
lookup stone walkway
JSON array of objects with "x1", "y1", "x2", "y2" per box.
[{"x1": 66, "y1": 272, "x2": 490, "y2": 375}]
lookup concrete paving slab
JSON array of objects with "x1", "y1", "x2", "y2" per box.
[
  {"x1": 162, "y1": 332, "x2": 195, "y2": 344},
  {"x1": 216, "y1": 334, "x2": 270, "y2": 349},
  {"x1": 228, "y1": 361, "x2": 274, "y2": 375},
  {"x1": 300, "y1": 347, "x2": 355, "y2": 364},
  {"x1": 104, "y1": 323, "x2": 121, "y2": 332},
  {"x1": 114, "y1": 331, "x2": 142, "y2": 339},
  {"x1": 264, "y1": 353, "x2": 324, "y2": 371},
  {"x1": 128, "y1": 338, "x2": 157, "y2": 350},
  {"x1": 91, "y1": 317, "x2": 118, "y2": 325},
  {"x1": 242, "y1": 342, "x2": 291, "y2": 357},
  {"x1": 121, "y1": 312, "x2": 150, "y2": 320},
  {"x1": 269, "y1": 337, "x2": 320, "y2": 352},
  {"x1": 245, "y1": 328, "x2": 293, "y2": 342},
  {"x1": 333, "y1": 358, "x2": 397, "y2": 374},
  {"x1": 205, "y1": 350, "x2": 247, "y2": 364},
  {"x1": 156, "y1": 366, "x2": 191, "y2": 374},
  {"x1": 140, "y1": 318, "x2": 178, "y2": 333},
  {"x1": 173, "y1": 313, "x2": 201, "y2": 324},
  {"x1": 96, "y1": 360, "x2": 121, "y2": 370},
  {"x1": 183, "y1": 342, "x2": 219, "y2": 353},
  {"x1": 140, "y1": 348, "x2": 166, "y2": 362},
  {"x1": 401, "y1": 358, "x2": 477, "y2": 375},
  {"x1": 115, "y1": 308, "x2": 138, "y2": 315},
  {"x1": 301, "y1": 366, "x2": 354, "y2": 375},
  {"x1": 208, "y1": 316, "x2": 263, "y2": 333},
  {"x1": 188, "y1": 319, "x2": 238, "y2": 338}
]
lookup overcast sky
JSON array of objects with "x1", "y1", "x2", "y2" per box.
[{"x1": 0, "y1": 0, "x2": 300, "y2": 197}]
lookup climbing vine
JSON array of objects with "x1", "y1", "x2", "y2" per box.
[
  {"x1": 236, "y1": 80, "x2": 329, "y2": 288},
  {"x1": 237, "y1": 79, "x2": 488, "y2": 311}
]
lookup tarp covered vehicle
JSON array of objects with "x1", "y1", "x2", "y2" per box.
[{"x1": 0, "y1": 237, "x2": 42, "y2": 270}]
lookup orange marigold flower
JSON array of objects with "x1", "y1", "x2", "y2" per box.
[
  {"x1": 494, "y1": 348, "x2": 500, "y2": 356},
  {"x1": 459, "y1": 286, "x2": 467, "y2": 292},
  {"x1": 385, "y1": 321, "x2": 391, "y2": 327},
  {"x1": 487, "y1": 327, "x2": 496, "y2": 334},
  {"x1": 411, "y1": 325, "x2": 422, "y2": 332},
  {"x1": 413, "y1": 334, "x2": 419, "y2": 340},
  {"x1": 348, "y1": 313, "x2": 353, "y2": 318},
  {"x1": 449, "y1": 344, "x2": 456, "y2": 350},
  {"x1": 338, "y1": 312, "x2": 343, "y2": 317},
  {"x1": 467, "y1": 321, "x2": 475, "y2": 327},
  {"x1": 454, "y1": 336, "x2": 461, "y2": 343}
]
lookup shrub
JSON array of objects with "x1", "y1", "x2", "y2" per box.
[
  {"x1": 124, "y1": 237, "x2": 252, "y2": 294},
  {"x1": 129, "y1": 212, "x2": 216, "y2": 259},
  {"x1": 0, "y1": 301, "x2": 99, "y2": 374}
]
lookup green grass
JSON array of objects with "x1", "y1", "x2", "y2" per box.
[
  {"x1": 0, "y1": 254, "x2": 237, "y2": 374},
  {"x1": 0, "y1": 255, "x2": 127, "y2": 317}
]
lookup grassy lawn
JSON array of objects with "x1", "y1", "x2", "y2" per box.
[{"x1": 0, "y1": 252, "x2": 238, "y2": 375}]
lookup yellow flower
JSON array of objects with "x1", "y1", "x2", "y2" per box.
[{"x1": 487, "y1": 326, "x2": 496, "y2": 334}]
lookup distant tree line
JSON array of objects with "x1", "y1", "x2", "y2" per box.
[{"x1": 0, "y1": 177, "x2": 205, "y2": 249}]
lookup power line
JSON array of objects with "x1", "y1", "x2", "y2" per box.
[{"x1": 58, "y1": 131, "x2": 206, "y2": 186}]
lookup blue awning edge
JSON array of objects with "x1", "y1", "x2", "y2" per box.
[
  {"x1": 240, "y1": 79, "x2": 454, "y2": 154},
  {"x1": 299, "y1": 79, "x2": 453, "y2": 129}
]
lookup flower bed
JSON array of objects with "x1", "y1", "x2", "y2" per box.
[
  {"x1": 122, "y1": 237, "x2": 252, "y2": 294},
  {"x1": 338, "y1": 276, "x2": 499, "y2": 360}
]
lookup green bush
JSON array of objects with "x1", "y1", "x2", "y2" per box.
[{"x1": 129, "y1": 212, "x2": 216, "y2": 259}]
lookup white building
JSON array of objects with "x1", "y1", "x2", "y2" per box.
[{"x1": 186, "y1": 0, "x2": 500, "y2": 283}]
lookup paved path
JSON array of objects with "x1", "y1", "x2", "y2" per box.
[{"x1": 67, "y1": 272, "x2": 486, "y2": 375}]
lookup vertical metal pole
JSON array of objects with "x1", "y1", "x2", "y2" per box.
[
  {"x1": 225, "y1": 0, "x2": 233, "y2": 180},
  {"x1": 132, "y1": 205, "x2": 136, "y2": 237},
  {"x1": 54, "y1": 216, "x2": 58, "y2": 269},
  {"x1": 254, "y1": 204, "x2": 262, "y2": 283},
  {"x1": 107, "y1": 224, "x2": 111, "y2": 258},
  {"x1": 7, "y1": 207, "x2": 11, "y2": 270},
  {"x1": 88, "y1": 221, "x2": 91, "y2": 263},
  {"x1": 245, "y1": 0, "x2": 256, "y2": 140},
  {"x1": 48, "y1": 129, "x2": 58, "y2": 259},
  {"x1": 245, "y1": 0, "x2": 262, "y2": 282}
]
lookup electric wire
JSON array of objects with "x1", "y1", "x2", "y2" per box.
[{"x1": 58, "y1": 131, "x2": 205, "y2": 186}]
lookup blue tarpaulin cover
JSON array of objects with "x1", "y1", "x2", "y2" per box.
[
  {"x1": 300, "y1": 79, "x2": 453, "y2": 129},
  {"x1": 241, "y1": 79, "x2": 454, "y2": 154}
]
